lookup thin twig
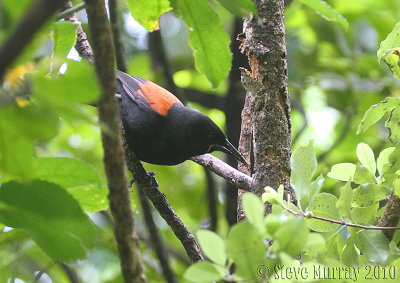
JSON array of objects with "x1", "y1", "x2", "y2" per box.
[
  {"x1": 84, "y1": 0, "x2": 146, "y2": 282},
  {"x1": 285, "y1": 206, "x2": 400, "y2": 230},
  {"x1": 191, "y1": 154, "x2": 252, "y2": 192},
  {"x1": 56, "y1": 2, "x2": 85, "y2": 20},
  {"x1": 0, "y1": 0, "x2": 68, "y2": 79}
]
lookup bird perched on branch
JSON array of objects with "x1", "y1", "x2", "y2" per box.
[{"x1": 115, "y1": 70, "x2": 247, "y2": 167}]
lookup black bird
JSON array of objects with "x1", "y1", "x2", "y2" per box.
[{"x1": 115, "y1": 70, "x2": 246, "y2": 166}]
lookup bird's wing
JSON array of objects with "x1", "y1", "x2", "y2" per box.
[{"x1": 115, "y1": 70, "x2": 182, "y2": 117}]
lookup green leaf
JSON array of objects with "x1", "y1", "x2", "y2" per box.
[
  {"x1": 216, "y1": 0, "x2": 256, "y2": 18},
  {"x1": 354, "y1": 230, "x2": 389, "y2": 264},
  {"x1": 31, "y1": 157, "x2": 107, "y2": 212},
  {"x1": 31, "y1": 157, "x2": 100, "y2": 187},
  {"x1": 394, "y1": 178, "x2": 400, "y2": 198},
  {"x1": 226, "y1": 222, "x2": 266, "y2": 282},
  {"x1": 242, "y1": 193, "x2": 265, "y2": 235},
  {"x1": 265, "y1": 214, "x2": 283, "y2": 236},
  {"x1": 336, "y1": 182, "x2": 352, "y2": 219},
  {"x1": 0, "y1": 104, "x2": 58, "y2": 178},
  {"x1": 356, "y1": 143, "x2": 376, "y2": 176},
  {"x1": 290, "y1": 140, "x2": 317, "y2": 201},
  {"x1": 303, "y1": 233, "x2": 325, "y2": 260},
  {"x1": 327, "y1": 163, "x2": 356, "y2": 182},
  {"x1": 262, "y1": 186, "x2": 282, "y2": 206},
  {"x1": 352, "y1": 184, "x2": 389, "y2": 207},
  {"x1": 34, "y1": 60, "x2": 100, "y2": 104},
  {"x1": 383, "y1": 48, "x2": 400, "y2": 80},
  {"x1": 351, "y1": 203, "x2": 378, "y2": 225},
  {"x1": 275, "y1": 217, "x2": 309, "y2": 257},
  {"x1": 377, "y1": 147, "x2": 395, "y2": 176},
  {"x1": 171, "y1": 0, "x2": 232, "y2": 88},
  {"x1": 0, "y1": 181, "x2": 97, "y2": 261},
  {"x1": 306, "y1": 193, "x2": 341, "y2": 232},
  {"x1": 386, "y1": 107, "x2": 400, "y2": 143},
  {"x1": 127, "y1": 0, "x2": 172, "y2": 31},
  {"x1": 341, "y1": 237, "x2": 359, "y2": 268},
  {"x1": 353, "y1": 164, "x2": 376, "y2": 184},
  {"x1": 385, "y1": 144, "x2": 400, "y2": 176},
  {"x1": 300, "y1": 174, "x2": 325, "y2": 210},
  {"x1": 317, "y1": 233, "x2": 340, "y2": 261},
  {"x1": 299, "y1": 0, "x2": 349, "y2": 31},
  {"x1": 183, "y1": 261, "x2": 225, "y2": 283},
  {"x1": 377, "y1": 22, "x2": 400, "y2": 63},
  {"x1": 357, "y1": 97, "x2": 400, "y2": 135},
  {"x1": 51, "y1": 21, "x2": 78, "y2": 60},
  {"x1": 196, "y1": 230, "x2": 226, "y2": 266}
]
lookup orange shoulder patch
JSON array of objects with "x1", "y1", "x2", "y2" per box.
[{"x1": 137, "y1": 81, "x2": 182, "y2": 116}]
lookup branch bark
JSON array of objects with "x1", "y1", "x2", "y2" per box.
[
  {"x1": 124, "y1": 143, "x2": 204, "y2": 263},
  {"x1": 238, "y1": 0, "x2": 293, "y2": 216},
  {"x1": 0, "y1": 0, "x2": 68, "y2": 79},
  {"x1": 63, "y1": 1, "x2": 94, "y2": 63},
  {"x1": 191, "y1": 154, "x2": 252, "y2": 192},
  {"x1": 84, "y1": 0, "x2": 146, "y2": 282}
]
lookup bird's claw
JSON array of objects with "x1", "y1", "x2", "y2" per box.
[
  {"x1": 128, "y1": 177, "x2": 135, "y2": 188},
  {"x1": 147, "y1": 172, "x2": 159, "y2": 188},
  {"x1": 127, "y1": 172, "x2": 158, "y2": 190}
]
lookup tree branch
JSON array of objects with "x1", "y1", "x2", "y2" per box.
[
  {"x1": 240, "y1": 0, "x2": 292, "y2": 203},
  {"x1": 0, "y1": 0, "x2": 68, "y2": 79},
  {"x1": 84, "y1": 0, "x2": 146, "y2": 282},
  {"x1": 191, "y1": 154, "x2": 252, "y2": 192},
  {"x1": 285, "y1": 206, "x2": 400, "y2": 231},
  {"x1": 124, "y1": 142, "x2": 204, "y2": 263},
  {"x1": 57, "y1": 2, "x2": 85, "y2": 20},
  {"x1": 63, "y1": 1, "x2": 94, "y2": 63}
]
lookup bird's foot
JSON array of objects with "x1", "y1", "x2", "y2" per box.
[
  {"x1": 127, "y1": 172, "x2": 158, "y2": 189},
  {"x1": 128, "y1": 177, "x2": 135, "y2": 188},
  {"x1": 147, "y1": 172, "x2": 159, "y2": 188}
]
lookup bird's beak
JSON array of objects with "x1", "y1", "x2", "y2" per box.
[{"x1": 212, "y1": 139, "x2": 249, "y2": 168}]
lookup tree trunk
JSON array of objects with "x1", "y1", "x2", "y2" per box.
[{"x1": 238, "y1": 0, "x2": 292, "y2": 219}]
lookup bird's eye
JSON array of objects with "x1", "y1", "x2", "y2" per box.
[{"x1": 208, "y1": 134, "x2": 215, "y2": 143}]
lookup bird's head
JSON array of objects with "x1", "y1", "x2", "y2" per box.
[{"x1": 189, "y1": 111, "x2": 248, "y2": 167}]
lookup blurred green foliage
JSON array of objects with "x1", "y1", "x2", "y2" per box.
[{"x1": 1, "y1": 0, "x2": 400, "y2": 282}]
